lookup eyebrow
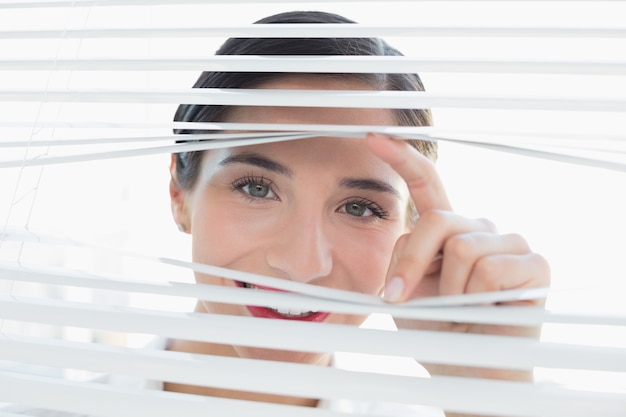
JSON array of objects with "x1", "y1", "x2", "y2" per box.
[
  {"x1": 219, "y1": 152, "x2": 400, "y2": 198},
  {"x1": 339, "y1": 178, "x2": 401, "y2": 199},
  {"x1": 219, "y1": 152, "x2": 293, "y2": 177}
]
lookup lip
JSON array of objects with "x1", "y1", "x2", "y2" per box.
[{"x1": 235, "y1": 281, "x2": 331, "y2": 322}]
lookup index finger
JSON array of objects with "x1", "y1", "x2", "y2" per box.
[{"x1": 366, "y1": 133, "x2": 452, "y2": 213}]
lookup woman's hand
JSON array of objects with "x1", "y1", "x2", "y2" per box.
[{"x1": 366, "y1": 133, "x2": 551, "y2": 338}]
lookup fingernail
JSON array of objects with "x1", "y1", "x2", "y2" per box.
[{"x1": 384, "y1": 276, "x2": 405, "y2": 303}]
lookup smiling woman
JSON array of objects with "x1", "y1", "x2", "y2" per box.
[{"x1": 158, "y1": 10, "x2": 550, "y2": 414}]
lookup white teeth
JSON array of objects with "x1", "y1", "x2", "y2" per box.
[
  {"x1": 271, "y1": 307, "x2": 317, "y2": 317},
  {"x1": 241, "y1": 282, "x2": 317, "y2": 317}
]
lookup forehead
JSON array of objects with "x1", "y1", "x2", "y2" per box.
[{"x1": 224, "y1": 75, "x2": 397, "y2": 127}]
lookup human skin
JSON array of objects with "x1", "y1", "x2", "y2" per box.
[{"x1": 167, "y1": 76, "x2": 550, "y2": 408}]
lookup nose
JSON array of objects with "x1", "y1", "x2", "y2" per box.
[{"x1": 265, "y1": 209, "x2": 333, "y2": 283}]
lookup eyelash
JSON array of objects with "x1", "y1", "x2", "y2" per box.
[{"x1": 230, "y1": 175, "x2": 277, "y2": 200}]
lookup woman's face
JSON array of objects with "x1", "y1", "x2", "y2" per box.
[{"x1": 171, "y1": 77, "x2": 411, "y2": 363}]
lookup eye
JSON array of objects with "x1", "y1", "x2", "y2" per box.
[
  {"x1": 339, "y1": 198, "x2": 389, "y2": 220},
  {"x1": 244, "y1": 182, "x2": 271, "y2": 198},
  {"x1": 231, "y1": 175, "x2": 277, "y2": 200},
  {"x1": 344, "y1": 202, "x2": 370, "y2": 217}
]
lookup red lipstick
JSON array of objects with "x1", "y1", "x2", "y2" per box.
[{"x1": 235, "y1": 281, "x2": 330, "y2": 322}]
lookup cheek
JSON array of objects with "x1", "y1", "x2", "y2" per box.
[
  {"x1": 336, "y1": 230, "x2": 399, "y2": 295},
  {"x1": 189, "y1": 195, "x2": 246, "y2": 278},
  {"x1": 189, "y1": 193, "x2": 275, "y2": 278}
]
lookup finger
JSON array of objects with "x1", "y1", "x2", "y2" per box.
[
  {"x1": 384, "y1": 233, "x2": 442, "y2": 299},
  {"x1": 366, "y1": 133, "x2": 452, "y2": 213},
  {"x1": 384, "y1": 210, "x2": 495, "y2": 302},
  {"x1": 464, "y1": 253, "x2": 551, "y2": 303},
  {"x1": 383, "y1": 233, "x2": 409, "y2": 298},
  {"x1": 439, "y1": 233, "x2": 531, "y2": 296}
]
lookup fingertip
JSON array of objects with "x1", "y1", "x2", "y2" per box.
[
  {"x1": 365, "y1": 132, "x2": 389, "y2": 149},
  {"x1": 366, "y1": 133, "x2": 405, "y2": 164},
  {"x1": 366, "y1": 132, "x2": 388, "y2": 140},
  {"x1": 383, "y1": 276, "x2": 406, "y2": 303}
]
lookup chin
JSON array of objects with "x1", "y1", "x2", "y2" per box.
[{"x1": 235, "y1": 345, "x2": 331, "y2": 366}]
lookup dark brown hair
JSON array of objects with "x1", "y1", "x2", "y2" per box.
[{"x1": 173, "y1": 10, "x2": 436, "y2": 190}]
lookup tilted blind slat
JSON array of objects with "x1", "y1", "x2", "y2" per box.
[{"x1": 2, "y1": 261, "x2": 624, "y2": 327}]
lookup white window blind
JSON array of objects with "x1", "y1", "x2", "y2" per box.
[{"x1": 1, "y1": 1, "x2": 625, "y2": 416}]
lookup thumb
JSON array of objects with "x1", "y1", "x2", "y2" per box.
[
  {"x1": 382, "y1": 234, "x2": 409, "y2": 302},
  {"x1": 383, "y1": 234, "x2": 442, "y2": 303}
]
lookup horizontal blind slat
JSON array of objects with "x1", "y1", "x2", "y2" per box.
[
  {"x1": 2, "y1": 89, "x2": 624, "y2": 112},
  {"x1": 3, "y1": 57, "x2": 625, "y2": 75},
  {"x1": 1, "y1": 336, "x2": 427, "y2": 405},
  {"x1": 2, "y1": 0, "x2": 625, "y2": 7},
  {"x1": 0, "y1": 372, "x2": 348, "y2": 417},
  {"x1": 2, "y1": 338, "x2": 626, "y2": 417},
  {"x1": 4, "y1": 0, "x2": 624, "y2": 8},
  {"x1": 1, "y1": 296, "x2": 624, "y2": 372},
  {"x1": 3, "y1": 25, "x2": 625, "y2": 39}
]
